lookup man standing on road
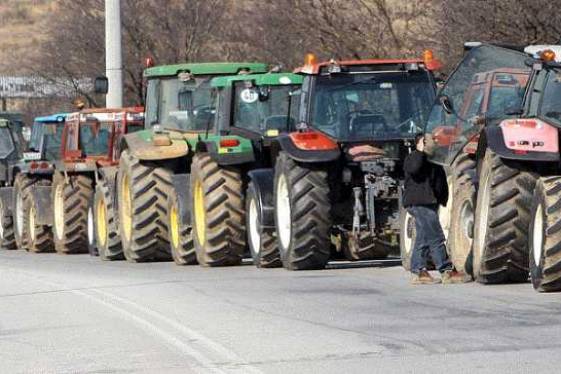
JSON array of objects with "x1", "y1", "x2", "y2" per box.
[{"x1": 403, "y1": 134, "x2": 470, "y2": 285}]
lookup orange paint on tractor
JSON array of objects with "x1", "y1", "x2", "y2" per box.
[{"x1": 289, "y1": 131, "x2": 338, "y2": 151}]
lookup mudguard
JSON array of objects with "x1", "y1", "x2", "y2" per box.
[
  {"x1": 0, "y1": 187, "x2": 13, "y2": 213},
  {"x1": 124, "y1": 129, "x2": 189, "y2": 161},
  {"x1": 485, "y1": 122, "x2": 559, "y2": 162},
  {"x1": 278, "y1": 133, "x2": 340, "y2": 163},
  {"x1": 171, "y1": 173, "x2": 191, "y2": 226},
  {"x1": 248, "y1": 168, "x2": 275, "y2": 229},
  {"x1": 31, "y1": 185, "x2": 52, "y2": 225}
]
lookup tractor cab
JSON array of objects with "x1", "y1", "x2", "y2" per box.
[
  {"x1": 112, "y1": 108, "x2": 144, "y2": 161},
  {"x1": 142, "y1": 63, "x2": 269, "y2": 133},
  {"x1": 293, "y1": 53, "x2": 440, "y2": 146},
  {"x1": 26, "y1": 113, "x2": 67, "y2": 164},
  {"x1": 211, "y1": 72, "x2": 302, "y2": 138}
]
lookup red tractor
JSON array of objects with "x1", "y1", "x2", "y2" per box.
[
  {"x1": 249, "y1": 52, "x2": 442, "y2": 270},
  {"x1": 47, "y1": 107, "x2": 143, "y2": 255}
]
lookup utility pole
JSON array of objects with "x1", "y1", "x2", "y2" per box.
[{"x1": 105, "y1": 0, "x2": 123, "y2": 108}]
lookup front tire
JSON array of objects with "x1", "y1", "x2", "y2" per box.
[
  {"x1": 27, "y1": 179, "x2": 54, "y2": 253},
  {"x1": 167, "y1": 188, "x2": 196, "y2": 265},
  {"x1": 190, "y1": 154, "x2": 245, "y2": 267},
  {"x1": 448, "y1": 174, "x2": 476, "y2": 274},
  {"x1": 52, "y1": 173, "x2": 94, "y2": 254},
  {"x1": 399, "y1": 205, "x2": 415, "y2": 271},
  {"x1": 117, "y1": 150, "x2": 171, "y2": 262},
  {"x1": 473, "y1": 150, "x2": 536, "y2": 283},
  {"x1": 13, "y1": 174, "x2": 35, "y2": 250},
  {"x1": 246, "y1": 182, "x2": 280, "y2": 268},
  {"x1": 0, "y1": 193, "x2": 16, "y2": 250},
  {"x1": 274, "y1": 152, "x2": 331, "y2": 270},
  {"x1": 94, "y1": 179, "x2": 123, "y2": 261},
  {"x1": 529, "y1": 177, "x2": 561, "y2": 292}
]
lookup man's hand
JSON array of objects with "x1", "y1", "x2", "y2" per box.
[{"x1": 416, "y1": 135, "x2": 425, "y2": 152}]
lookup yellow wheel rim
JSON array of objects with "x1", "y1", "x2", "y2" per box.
[
  {"x1": 97, "y1": 198, "x2": 107, "y2": 248},
  {"x1": 54, "y1": 183, "x2": 64, "y2": 239},
  {"x1": 170, "y1": 203, "x2": 180, "y2": 249},
  {"x1": 121, "y1": 174, "x2": 132, "y2": 241},
  {"x1": 194, "y1": 180, "x2": 205, "y2": 245},
  {"x1": 29, "y1": 206, "x2": 36, "y2": 242}
]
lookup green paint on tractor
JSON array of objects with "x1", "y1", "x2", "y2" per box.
[
  {"x1": 144, "y1": 62, "x2": 269, "y2": 78},
  {"x1": 211, "y1": 72, "x2": 303, "y2": 88}
]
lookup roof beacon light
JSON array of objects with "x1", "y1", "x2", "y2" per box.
[
  {"x1": 304, "y1": 53, "x2": 317, "y2": 66},
  {"x1": 144, "y1": 57, "x2": 155, "y2": 68},
  {"x1": 327, "y1": 59, "x2": 341, "y2": 74},
  {"x1": 541, "y1": 49, "x2": 556, "y2": 62},
  {"x1": 423, "y1": 49, "x2": 434, "y2": 64}
]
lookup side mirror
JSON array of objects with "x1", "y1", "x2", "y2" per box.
[
  {"x1": 94, "y1": 76, "x2": 109, "y2": 94},
  {"x1": 439, "y1": 95, "x2": 454, "y2": 115}
]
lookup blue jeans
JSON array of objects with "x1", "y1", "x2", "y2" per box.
[{"x1": 407, "y1": 205, "x2": 452, "y2": 274}]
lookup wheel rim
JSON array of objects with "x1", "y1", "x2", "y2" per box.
[
  {"x1": 87, "y1": 206, "x2": 95, "y2": 247},
  {"x1": 121, "y1": 174, "x2": 132, "y2": 242},
  {"x1": 533, "y1": 203, "x2": 544, "y2": 266},
  {"x1": 404, "y1": 211, "x2": 414, "y2": 255},
  {"x1": 15, "y1": 190, "x2": 23, "y2": 238},
  {"x1": 476, "y1": 172, "x2": 491, "y2": 260},
  {"x1": 248, "y1": 196, "x2": 261, "y2": 254},
  {"x1": 460, "y1": 198, "x2": 474, "y2": 246},
  {"x1": 96, "y1": 198, "x2": 107, "y2": 248},
  {"x1": 276, "y1": 174, "x2": 291, "y2": 249},
  {"x1": 29, "y1": 206, "x2": 36, "y2": 242},
  {"x1": 54, "y1": 183, "x2": 64, "y2": 239},
  {"x1": 170, "y1": 202, "x2": 180, "y2": 249},
  {"x1": 0, "y1": 202, "x2": 4, "y2": 239},
  {"x1": 439, "y1": 176, "x2": 454, "y2": 239},
  {"x1": 194, "y1": 180, "x2": 206, "y2": 245}
]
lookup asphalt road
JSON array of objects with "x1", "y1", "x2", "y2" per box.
[{"x1": 0, "y1": 250, "x2": 559, "y2": 374}]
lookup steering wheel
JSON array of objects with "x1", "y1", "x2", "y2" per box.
[{"x1": 348, "y1": 110, "x2": 389, "y2": 135}]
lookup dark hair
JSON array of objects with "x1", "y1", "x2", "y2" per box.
[{"x1": 414, "y1": 133, "x2": 424, "y2": 144}]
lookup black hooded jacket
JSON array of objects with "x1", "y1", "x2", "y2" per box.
[{"x1": 402, "y1": 150, "x2": 448, "y2": 207}]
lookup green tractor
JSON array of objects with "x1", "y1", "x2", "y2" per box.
[
  {"x1": 117, "y1": 62, "x2": 268, "y2": 263},
  {"x1": 0, "y1": 114, "x2": 26, "y2": 249},
  {"x1": 166, "y1": 72, "x2": 303, "y2": 267}
]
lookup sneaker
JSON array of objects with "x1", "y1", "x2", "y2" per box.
[
  {"x1": 411, "y1": 270, "x2": 441, "y2": 285},
  {"x1": 441, "y1": 269, "x2": 471, "y2": 284}
]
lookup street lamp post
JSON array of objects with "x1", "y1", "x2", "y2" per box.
[{"x1": 105, "y1": 0, "x2": 123, "y2": 108}]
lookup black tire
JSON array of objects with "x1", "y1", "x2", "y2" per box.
[
  {"x1": 13, "y1": 174, "x2": 35, "y2": 250},
  {"x1": 448, "y1": 173, "x2": 476, "y2": 274},
  {"x1": 473, "y1": 150, "x2": 537, "y2": 283},
  {"x1": 117, "y1": 150, "x2": 171, "y2": 262},
  {"x1": 94, "y1": 178, "x2": 123, "y2": 261},
  {"x1": 27, "y1": 179, "x2": 54, "y2": 253},
  {"x1": 529, "y1": 177, "x2": 561, "y2": 292},
  {"x1": 190, "y1": 154, "x2": 245, "y2": 267},
  {"x1": 399, "y1": 204, "x2": 415, "y2": 271},
  {"x1": 246, "y1": 182, "x2": 280, "y2": 268},
  {"x1": 52, "y1": 172, "x2": 94, "y2": 254},
  {"x1": 274, "y1": 152, "x2": 331, "y2": 270},
  {"x1": 167, "y1": 188, "x2": 197, "y2": 265},
  {"x1": 342, "y1": 231, "x2": 392, "y2": 261},
  {"x1": 0, "y1": 192, "x2": 16, "y2": 250}
]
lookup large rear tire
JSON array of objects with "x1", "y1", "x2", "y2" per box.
[
  {"x1": 191, "y1": 154, "x2": 245, "y2": 267},
  {"x1": 0, "y1": 194, "x2": 16, "y2": 250},
  {"x1": 246, "y1": 182, "x2": 280, "y2": 268},
  {"x1": 27, "y1": 179, "x2": 54, "y2": 253},
  {"x1": 529, "y1": 177, "x2": 561, "y2": 292},
  {"x1": 117, "y1": 150, "x2": 171, "y2": 262},
  {"x1": 94, "y1": 178, "x2": 123, "y2": 261},
  {"x1": 399, "y1": 205, "x2": 415, "y2": 271},
  {"x1": 473, "y1": 150, "x2": 536, "y2": 283},
  {"x1": 13, "y1": 174, "x2": 35, "y2": 250},
  {"x1": 274, "y1": 152, "x2": 331, "y2": 270},
  {"x1": 52, "y1": 173, "x2": 94, "y2": 254},
  {"x1": 167, "y1": 188, "x2": 197, "y2": 265},
  {"x1": 448, "y1": 174, "x2": 476, "y2": 274}
]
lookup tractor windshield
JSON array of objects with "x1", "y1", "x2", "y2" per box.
[
  {"x1": 0, "y1": 126, "x2": 15, "y2": 159},
  {"x1": 539, "y1": 68, "x2": 561, "y2": 127},
  {"x1": 424, "y1": 45, "x2": 530, "y2": 165},
  {"x1": 42, "y1": 124, "x2": 64, "y2": 160},
  {"x1": 79, "y1": 122, "x2": 112, "y2": 157},
  {"x1": 157, "y1": 77, "x2": 215, "y2": 131},
  {"x1": 310, "y1": 70, "x2": 434, "y2": 141},
  {"x1": 232, "y1": 83, "x2": 300, "y2": 134}
]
